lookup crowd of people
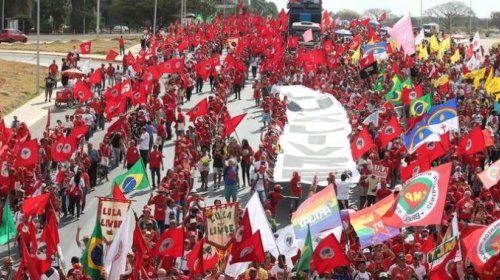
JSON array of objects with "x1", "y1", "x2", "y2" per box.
[{"x1": 0, "y1": 6, "x2": 499, "y2": 280}]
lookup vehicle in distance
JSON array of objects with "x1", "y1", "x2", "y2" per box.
[
  {"x1": 0, "y1": 29, "x2": 28, "y2": 43},
  {"x1": 112, "y1": 25, "x2": 129, "y2": 33}
]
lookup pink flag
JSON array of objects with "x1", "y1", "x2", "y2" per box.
[
  {"x1": 388, "y1": 15, "x2": 415, "y2": 56},
  {"x1": 478, "y1": 159, "x2": 500, "y2": 189},
  {"x1": 303, "y1": 29, "x2": 313, "y2": 43}
]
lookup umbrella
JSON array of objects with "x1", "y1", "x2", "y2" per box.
[{"x1": 61, "y1": 68, "x2": 85, "y2": 78}]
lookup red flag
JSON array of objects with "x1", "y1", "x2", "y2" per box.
[
  {"x1": 348, "y1": 34, "x2": 362, "y2": 50},
  {"x1": 350, "y1": 127, "x2": 373, "y2": 161},
  {"x1": 420, "y1": 235, "x2": 435, "y2": 253},
  {"x1": 112, "y1": 183, "x2": 127, "y2": 201},
  {"x1": 21, "y1": 193, "x2": 51, "y2": 216},
  {"x1": 287, "y1": 36, "x2": 299, "y2": 48},
  {"x1": 229, "y1": 230, "x2": 265, "y2": 264},
  {"x1": 15, "y1": 139, "x2": 39, "y2": 167},
  {"x1": 40, "y1": 209, "x2": 60, "y2": 258},
  {"x1": 360, "y1": 17, "x2": 371, "y2": 27},
  {"x1": 416, "y1": 141, "x2": 446, "y2": 164},
  {"x1": 355, "y1": 97, "x2": 367, "y2": 111},
  {"x1": 51, "y1": 135, "x2": 77, "y2": 162},
  {"x1": 79, "y1": 41, "x2": 91, "y2": 54},
  {"x1": 349, "y1": 19, "x2": 359, "y2": 29},
  {"x1": 197, "y1": 59, "x2": 214, "y2": 81},
  {"x1": 104, "y1": 83, "x2": 122, "y2": 102},
  {"x1": 359, "y1": 53, "x2": 375, "y2": 70},
  {"x1": 482, "y1": 253, "x2": 500, "y2": 280},
  {"x1": 321, "y1": 10, "x2": 331, "y2": 34},
  {"x1": 45, "y1": 108, "x2": 51, "y2": 133},
  {"x1": 378, "y1": 11, "x2": 387, "y2": 22},
  {"x1": 106, "y1": 49, "x2": 119, "y2": 61},
  {"x1": 429, "y1": 245, "x2": 458, "y2": 280},
  {"x1": 211, "y1": 54, "x2": 221, "y2": 66},
  {"x1": 223, "y1": 113, "x2": 247, "y2": 138},
  {"x1": 383, "y1": 163, "x2": 452, "y2": 227},
  {"x1": 159, "y1": 58, "x2": 184, "y2": 74},
  {"x1": 463, "y1": 219, "x2": 500, "y2": 273},
  {"x1": 73, "y1": 81, "x2": 93, "y2": 102},
  {"x1": 311, "y1": 234, "x2": 349, "y2": 274},
  {"x1": 377, "y1": 116, "x2": 403, "y2": 147},
  {"x1": 458, "y1": 126, "x2": 486, "y2": 155},
  {"x1": 151, "y1": 227, "x2": 185, "y2": 257},
  {"x1": 131, "y1": 89, "x2": 147, "y2": 106},
  {"x1": 70, "y1": 125, "x2": 89, "y2": 140},
  {"x1": 402, "y1": 84, "x2": 423, "y2": 106},
  {"x1": 367, "y1": 26, "x2": 379, "y2": 43},
  {"x1": 231, "y1": 210, "x2": 252, "y2": 255},
  {"x1": 133, "y1": 217, "x2": 148, "y2": 253},
  {"x1": 323, "y1": 40, "x2": 334, "y2": 53},
  {"x1": 105, "y1": 96, "x2": 126, "y2": 121},
  {"x1": 120, "y1": 79, "x2": 132, "y2": 97},
  {"x1": 400, "y1": 159, "x2": 430, "y2": 182},
  {"x1": 89, "y1": 70, "x2": 103, "y2": 85},
  {"x1": 186, "y1": 99, "x2": 209, "y2": 122},
  {"x1": 177, "y1": 39, "x2": 189, "y2": 51},
  {"x1": 186, "y1": 240, "x2": 218, "y2": 275},
  {"x1": 126, "y1": 51, "x2": 135, "y2": 65},
  {"x1": 15, "y1": 240, "x2": 41, "y2": 280}
]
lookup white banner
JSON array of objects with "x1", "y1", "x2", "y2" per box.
[{"x1": 274, "y1": 86, "x2": 359, "y2": 185}]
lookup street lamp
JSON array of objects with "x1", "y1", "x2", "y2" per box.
[
  {"x1": 153, "y1": 0, "x2": 157, "y2": 34},
  {"x1": 2, "y1": 0, "x2": 5, "y2": 30},
  {"x1": 96, "y1": 0, "x2": 101, "y2": 35}
]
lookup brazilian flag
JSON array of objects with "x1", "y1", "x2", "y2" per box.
[
  {"x1": 373, "y1": 69, "x2": 385, "y2": 91},
  {"x1": 82, "y1": 220, "x2": 104, "y2": 280},
  {"x1": 113, "y1": 158, "x2": 150, "y2": 193},
  {"x1": 296, "y1": 226, "x2": 313, "y2": 274},
  {"x1": 385, "y1": 76, "x2": 413, "y2": 104},
  {"x1": 409, "y1": 93, "x2": 432, "y2": 117}
]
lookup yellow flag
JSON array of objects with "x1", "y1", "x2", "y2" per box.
[
  {"x1": 486, "y1": 77, "x2": 500, "y2": 95},
  {"x1": 463, "y1": 68, "x2": 485, "y2": 80},
  {"x1": 450, "y1": 49, "x2": 460, "y2": 64},
  {"x1": 485, "y1": 68, "x2": 494, "y2": 89},
  {"x1": 418, "y1": 45, "x2": 428, "y2": 60},
  {"x1": 351, "y1": 47, "x2": 361, "y2": 64},
  {"x1": 440, "y1": 37, "x2": 451, "y2": 52},
  {"x1": 472, "y1": 68, "x2": 486, "y2": 90},
  {"x1": 430, "y1": 35, "x2": 440, "y2": 53},
  {"x1": 433, "y1": 74, "x2": 449, "y2": 87}
]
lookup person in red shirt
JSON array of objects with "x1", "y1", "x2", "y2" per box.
[
  {"x1": 125, "y1": 140, "x2": 139, "y2": 169},
  {"x1": 15, "y1": 215, "x2": 37, "y2": 255},
  {"x1": 118, "y1": 36, "x2": 125, "y2": 56},
  {"x1": 49, "y1": 59, "x2": 59, "y2": 87},
  {"x1": 149, "y1": 144, "x2": 164, "y2": 188},
  {"x1": 106, "y1": 63, "x2": 115, "y2": 86},
  {"x1": 289, "y1": 171, "x2": 302, "y2": 211},
  {"x1": 456, "y1": 190, "x2": 474, "y2": 222},
  {"x1": 233, "y1": 71, "x2": 243, "y2": 100},
  {"x1": 376, "y1": 179, "x2": 393, "y2": 202}
]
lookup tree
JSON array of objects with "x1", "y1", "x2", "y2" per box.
[
  {"x1": 335, "y1": 9, "x2": 360, "y2": 21},
  {"x1": 491, "y1": 12, "x2": 500, "y2": 30},
  {"x1": 39, "y1": 0, "x2": 70, "y2": 33},
  {"x1": 250, "y1": 0, "x2": 278, "y2": 17},
  {"x1": 363, "y1": 8, "x2": 392, "y2": 21},
  {"x1": 425, "y1": 1, "x2": 474, "y2": 32}
]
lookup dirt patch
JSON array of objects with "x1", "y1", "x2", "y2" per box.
[
  {"x1": 0, "y1": 59, "x2": 47, "y2": 114},
  {"x1": 0, "y1": 37, "x2": 140, "y2": 55}
]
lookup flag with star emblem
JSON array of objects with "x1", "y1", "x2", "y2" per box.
[
  {"x1": 349, "y1": 195, "x2": 400, "y2": 248},
  {"x1": 15, "y1": 139, "x2": 39, "y2": 167}
]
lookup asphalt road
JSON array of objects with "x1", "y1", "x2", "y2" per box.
[
  {"x1": 0, "y1": 55, "x2": 268, "y2": 266},
  {"x1": 25, "y1": 33, "x2": 141, "y2": 44},
  {"x1": 0, "y1": 52, "x2": 110, "y2": 69}
]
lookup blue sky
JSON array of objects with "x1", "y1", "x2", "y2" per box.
[{"x1": 269, "y1": 0, "x2": 497, "y2": 18}]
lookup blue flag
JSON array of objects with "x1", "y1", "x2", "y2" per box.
[
  {"x1": 404, "y1": 120, "x2": 440, "y2": 153},
  {"x1": 363, "y1": 42, "x2": 387, "y2": 59},
  {"x1": 425, "y1": 98, "x2": 458, "y2": 134}
]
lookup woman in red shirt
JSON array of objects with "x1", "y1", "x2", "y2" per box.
[{"x1": 125, "y1": 140, "x2": 139, "y2": 169}]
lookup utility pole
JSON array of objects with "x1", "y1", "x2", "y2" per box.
[
  {"x1": 2, "y1": 0, "x2": 4, "y2": 30},
  {"x1": 96, "y1": 0, "x2": 100, "y2": 35},
  {"x1": 420, "y1": 0, "x2": 423, "y2": 28},
  {"x1": 36, "y1": 0, "x2": 40, "y2": 95},
  {"x1": 83, "y1": 0, "x2": 86, "y2": 34},
  {"x1": 153, "y1": 0, "x2": 157, "y2": 34}
]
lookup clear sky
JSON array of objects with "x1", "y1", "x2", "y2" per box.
[{"x1": 269, "y1": 0, "x2": 498, "y2": 18}]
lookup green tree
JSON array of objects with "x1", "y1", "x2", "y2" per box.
[
  {"x1": 425, "y1": 1, "x2": 474, "y2": 32},
  {"x1": 335, "y1": 9, "x2": 360, "y2": 21},
  {"x1": 39, "y1": 0, "x2": 70, "y2": 33},
  {"x1": 250, "y1": 0, "x2": 278, "y2": 16},
  {"x1": 491, "y1": 12, "x2": 500, "y2": 30},
  {"x1": 69, "y1": 0, "x2": 96, "y2": 33}
]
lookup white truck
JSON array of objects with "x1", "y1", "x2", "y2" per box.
[{"x1": 423, "y1": 23, "x2": 440, "y2": 37}]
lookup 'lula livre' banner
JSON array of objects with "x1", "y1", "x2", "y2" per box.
[{"x1": 98, "y1": 197, "x2": 131, "y2": 242}]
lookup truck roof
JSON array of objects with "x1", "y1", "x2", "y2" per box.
[{"x1": 287, "y1": 0, "x2": 322, "y2": 9}]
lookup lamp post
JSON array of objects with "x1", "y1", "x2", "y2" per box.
[
  {"x1": 36, "y1": 0, "x2": 40, "y2": 95},
  {"x1": 2, "y1": 0, "x2": 4, "y2": 30},
  {"x1": 96, "y1": 0, "x2": 100, "y2": 35},
  {"x1": 153, "y1": 0, "x2": 157, "y2": 34}
]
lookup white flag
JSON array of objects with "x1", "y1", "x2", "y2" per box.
[
  {"x1": 104, "y1": 209, "x2": 133, "y2": 279},
  {"x1": 415, "y1": 29, "x2": 425, "y2": 46},
  {"x1": 362, "y1": 110, "x2": 379, "y2": 127},
  {"x1": 246, "y1": 192, "x2": 276, "y2": 253},
  {"x1": 271, "y1": 225, "x2": 299, "y2": 258},
  {"x1": 472, "y1": 32, "x2": 481, "y2": 51}
]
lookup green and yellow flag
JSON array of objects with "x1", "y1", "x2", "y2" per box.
[
  {"x1": 373, "y1": 69, "x2": 385, "y2": 91},
  {"x1": 296, "y1": 226, "x2": 313, "y2": 273},
  {"x1": 82, "y1": 219, "x2": 104, "y2": 280},
  {"x1": 0, "y1": 202, "x2": 16, "y2": 245},
  {"x1": 113, "y1": 158, "x2": 150, "y2": 193},
  {"x1": 409, "y1": 93, "x2": 432, "y2": 117}
]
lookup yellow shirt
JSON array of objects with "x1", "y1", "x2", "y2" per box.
[{"x1": 244, "y1": 267, "x2": 268, "y2": 279}]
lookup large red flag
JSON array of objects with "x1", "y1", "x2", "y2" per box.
[
  {"x1": 79, "y1": 41, "x2": 91, "y2": 54},
  {"x1": 40, "y1": 209, "x2": 60, "y2": 259},
  {"x1": 186, "y1": 98, "x2": 209, "y2": 122},
  {"x1": 383, "y1": 163, "x2": 452, "y2": 227},
  {"x1": 402, "y1": 84, "x2": 423, "y2": 106},
  {"x1": 463, "y1": 219, "x2": 500, "y2": 274},
  {"x1": 70, "y1": 125, "x2": 89, "y2": 140},
  {"x1": 223, "y1": 113, "x2": 247, "y2": 138},
  {"x1": 428, "y1": 245, "x2": 458, "y2": 280},
  {"x1": 15, "y1": 240, "x2": 41, "y2": 280},
  {"x1": 104, "y1": 83, "x2": 122, "y2": 102},
  {"x1": 321, "y1": 10, "x2": 331, "y2": 34},
  {"x1": 133, "y1": 217, "x2": 148, "y2": 253},
  {"x1": 350, "y1": 127, "x2": 373, "y2": 161},
  {"x1": 348, "y1": 34, "x2": 362, "y2": 50},
  {"x1": 15, "y1": 139, "x2": 39, "y2": 167},
  {"x1": 377, "y1": 116, "x2": 402, "y2": 147},
  {"x1": 106, "y1": 49, "x2": 119, "y2": 61},
  {"x1": 229, "y1": 230, "x2": 265, "y2": 264},
  {"x1": 231, "y1": 209, "x2": 252, "y2": 255},
  {"x1": 458, "y1": 126, "x2": 486, "y2": 155},
  {"x1": 186, "y1": 240, "x2": 219, "y2": 275},
  {"x1": 21, "y1": 193, "x2": 51, "y2": 216},
  {"x1": 151, "y1": 227, "x2": 185, "y2": 257},
  {"x1": 416, "y1": 141, "x2": 446, "y2": 164},
  {"x1": 197, "y1": 59, "x2": 214, "y2": 81},
  {"x1": 482, "y1": 253, "x2": 500, "y2": 280},
  {"x1": 400, "y1": 159, "x2": 430, "y2": 182},
  {"x1": 51, "y1": 135, "x2": 77, "y2": 162},
  {"x1": 73, "y1": 81, "x2": 93, "y2": 102},
  {"x1": 311, "y1": 234, "x2": 349, "y2": 274},
  {"x1": 89, "y1": 69, "x2": 103, "y2": 85}
]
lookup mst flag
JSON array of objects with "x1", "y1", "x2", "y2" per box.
[
  {"x1": 377, "y1": 116, "x2": 402, "y2": 147},
  {"x1": 80, "y1": 41, "x2": 91, "y2": 54},
  {"x1": 223, "y1": 113, "x2": 247, "y2": 138},
  {"x1": 151, "y1": 227, "x2": 185, "y2": 257},
  {"x1": 15, "y1": 139, "x2": 39, "y2": 167},
  {"x1": 113, "y1": 158, "x2": 150, "y2": 193},
  {"x1": 106, "y1": 49, "x2": 119, "y2": 61},
  {"x1": 457, "y1": 126, "x2": 486, "y2": 155},
  {"x1": 311, "y1": 234, "x2": 349, "y2": 274},
  {"x1": 186, "y1": 98, "x2": 209, "y2": 122},
  {"x1": 383, "y1": 163, "x2": 452, "y2": 227},
  {"x1": 229, "y1": 230, "x2": 265, "y2": 264},
  {"x1": 21, "y1": 193, "x2": 51, "y2": 216},
  {"x1": 351, "y1": 127, "x2": 373, "y2": 161},
  {"x1": 82, "y1": 220, "x2": 104, "y2": 280},
  {"x1": 463, "y1": 219, "x2": 500, "y2": 274},
  {"x1": 478, "y1": 159, "x2": 500, "y2": 189},
  {"x1": 0, "y1": 201, "x2": 16, "y2": 245},
  {"x1": 73, "y1": 81, "x2": 93, "y2": 102}
]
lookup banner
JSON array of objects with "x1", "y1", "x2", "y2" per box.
[
  {"x1": 372, "y1": 164, "x2": 389, "y2": 178},
  {"x1": 291, "y1": 185, "x2": 342, "y2": 240},
  {"x1": 97, "y1": 197, "x2": 131, "y2": 242},
  {"x1": 274, "y1": 85, "x2": 359, "y2": 185},
  {"x1": 203, "y1": 203, "x2": 239, "y2": 249}
]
